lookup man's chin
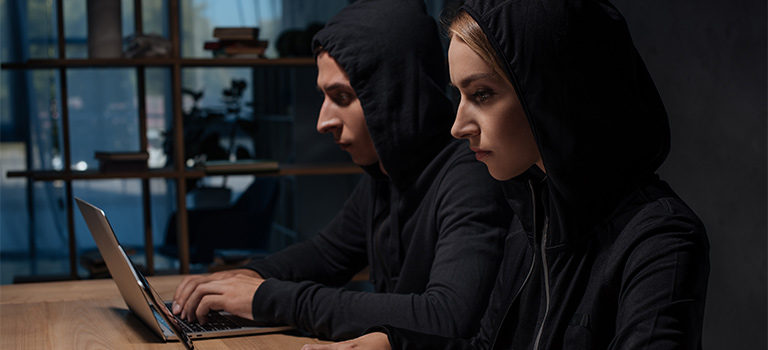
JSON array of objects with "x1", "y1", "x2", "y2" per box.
[{"x1": 350, "y1": 157, "x2": 378, "y2": 167}]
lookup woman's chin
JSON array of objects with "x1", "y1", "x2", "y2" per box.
[{"x1": 487, "y1": 165, "x2": 521, "y2": 181}]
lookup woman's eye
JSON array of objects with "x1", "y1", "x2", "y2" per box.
[{"x1": 472, "y1": 89, "x2": 495, "y2": 103}]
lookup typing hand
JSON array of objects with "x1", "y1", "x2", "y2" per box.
[
  {"x1": 172, "y1": 269, "x2": 264, "y2": 324},
  {"x1": 301, "y1": 332, "x2": 391, "y2": 350}
]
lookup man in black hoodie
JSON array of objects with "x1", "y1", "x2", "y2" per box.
[{"x1": 171, "y1": 0, "x2": 511, "y2": 341}]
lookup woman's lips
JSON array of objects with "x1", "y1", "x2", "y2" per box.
[
  {"x1": 475, "y1": 150, "x2": 492, "y2": 161},
  {"x1": 471, "y1": 146, "x2": 492, "y2": 161}
]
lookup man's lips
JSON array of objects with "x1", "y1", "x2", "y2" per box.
[{"x1": 336, "y1": 141, "x2": 351, "y2": 150}]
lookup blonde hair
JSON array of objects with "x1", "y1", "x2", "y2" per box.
[{"x1": 445, "y1": 11, "x2": 507, "y2": 79}]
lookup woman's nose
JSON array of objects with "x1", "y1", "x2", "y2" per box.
[{"x1": 451, "y1": 102, "x2": 478, "y2": 139}]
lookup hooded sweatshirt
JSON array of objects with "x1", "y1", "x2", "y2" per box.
[
  {"x1": 376, "y1": 0, "x2": 710, "y2": 348},
  {"x1": 242, "y1": 0, "x2": 512, "y2": 341}
]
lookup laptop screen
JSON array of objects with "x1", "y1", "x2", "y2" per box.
[{"x1": 75, "y1": 197, "x2": 195, "y2": 349}]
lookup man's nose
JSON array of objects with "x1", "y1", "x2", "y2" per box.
[{"x1": 317, "y1": 100, "x2": 342, "y2": 134}]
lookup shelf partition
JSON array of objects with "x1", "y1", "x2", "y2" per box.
[
  {"x1": 55, "y1": 0, "x2": 79, "y2": 280},
  {"x1": 168, "y1": 0, "x2": 190, "y2": 274}
]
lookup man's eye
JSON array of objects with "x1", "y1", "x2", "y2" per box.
[{"x1": 333, "y1": 92, "x2": 353, "y2": 105}]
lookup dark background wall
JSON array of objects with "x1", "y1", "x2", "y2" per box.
[{"x1": 610, "y1": 0, "x2": 766, "y2": 347}]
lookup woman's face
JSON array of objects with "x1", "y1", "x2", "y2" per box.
[
  {"x1": 316, "y1": 52, "x2": 379, "y2": 166},
  {"x1": 448, "y1": 38, "x2": 543, "y2": 180}
]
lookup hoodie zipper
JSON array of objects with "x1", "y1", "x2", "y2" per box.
[
  {"x1": 489, "y1": 179, "x2": 539, "y2": 350},
  {"x1": 532, "y1": 217, "x2": 550, "y2": 350},
  {"x1": 490, "y1": 251, "x2": 535, "y2": 349},
  {"x1": 531, "y1": 177, "x2": 551, "y2": 350}
]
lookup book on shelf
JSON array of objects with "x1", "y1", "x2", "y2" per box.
[
  {"x1": 207, "y1": 27, "x2": 267, "y2": 58},
  {"x1": 203, "y1": 39, "x2": 268, "y2": 51},
  {"x1": 94, "y1": 151, "x2": 149, "y2": 161},
  {"x1": 204, "y1": 39, "x2": 268, "y2": 58},
  {"x1": 213, "y1": 27, "x2": 260, "y2": 41},
  {"x1": 94, "y1": 151, "x2": 149, "y2": 172},
  {"x1": 196, "y1": 159, "x2": 279, "y2": 174},
  {"x1": 223, "y1": 44, "x2": 267, "y2": 55}
]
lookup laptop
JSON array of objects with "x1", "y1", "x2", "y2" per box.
[{"x1": 75, "y1": 197, "x2": 293, "y2": 348}]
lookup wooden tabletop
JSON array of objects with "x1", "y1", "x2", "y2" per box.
[{"x1": 0, "y1": 275, "x2": 329, "y2": 349}]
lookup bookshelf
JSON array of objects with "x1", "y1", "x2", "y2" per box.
[{"x1": 1, "y1": 0, "x2": 362, "y2": 278}]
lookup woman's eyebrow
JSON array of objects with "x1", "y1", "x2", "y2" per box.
[{"x1": 453, "y1": 72, "x2": 500, "y2": 88}]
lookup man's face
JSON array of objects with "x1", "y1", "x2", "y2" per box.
[{"x1": 315, "y1": 52, "x2": 379, "y2": 166}]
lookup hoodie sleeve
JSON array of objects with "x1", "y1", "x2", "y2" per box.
[
  {"x1": 608, "y1": 198, "x2": 710, "y2": 349},
  {"x1": 247, "y1": 156, "x2": 508, "y2": 340},
  {"x1": 367, "y1": 222, "x2": 531, "y2": 350},
  {"x1": 242, "y1": 179, "x2": 370, "y2": 287},
  {"x1": 359, "y1": 250, "x2": 507, "y2": 349}
]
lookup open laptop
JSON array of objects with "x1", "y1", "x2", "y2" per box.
[{"x1": 75, "y1": 197, "x2": 293, "y2": 348}]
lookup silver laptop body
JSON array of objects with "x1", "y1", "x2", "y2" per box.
[{"x1": 75, "y1": 197, "x2": 292, "y2": 345}]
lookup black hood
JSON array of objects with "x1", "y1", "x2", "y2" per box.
[
  {"x1": 462, "y1": 0, "x2": 670, "y2": 240},
  {"x1": 313, "y1": 0, "x2": 455, "y2": 190}
]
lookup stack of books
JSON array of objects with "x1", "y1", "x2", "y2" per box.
[
  {"x1": 94, "y1": 151, "x2": 149, "y2": 172},
  {"x1": 204, "y1": 27, "x2": 268, "y2": 58}
]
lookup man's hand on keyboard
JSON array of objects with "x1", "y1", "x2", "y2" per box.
[{"x1": 172, "y1": 269, "x2": 264, "y2": 324}]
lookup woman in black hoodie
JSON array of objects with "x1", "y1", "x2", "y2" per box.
[
  {"x1": 171, "y1": 0, "x2": 512, "y2": 341},
  {"x1": 304, "y1": 0, "x2": 710, "y2": 348}
]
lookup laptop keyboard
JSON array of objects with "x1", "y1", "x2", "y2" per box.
[
  {"x1": 176, "y1": 312, "x2": 242, "y2": 333},
  {"x1": 165, "y1": 302, "x2": 242, "y2": 333}
]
